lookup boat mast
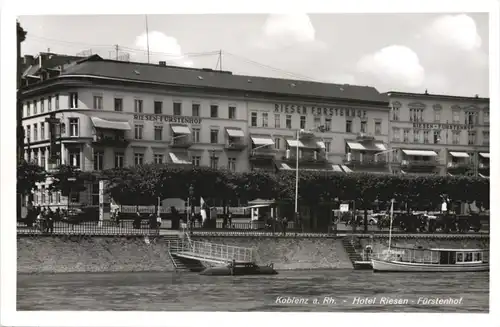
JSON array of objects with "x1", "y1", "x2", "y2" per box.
[{"x1": 388, "y1": 199, "x2": 394, "y2": 251}]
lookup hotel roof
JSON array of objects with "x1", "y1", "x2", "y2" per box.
[{"x1": 46, "y1": 55, "x2": 389, "y2": 105}]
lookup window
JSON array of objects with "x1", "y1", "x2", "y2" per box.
[
  {"x1": 314, "y1": 117, "x2": 321, "y2": 130},
  {"x1": 324, "y1": 141, "x2": 331, "y2": 153},
  {"x1": 228, "y1": 106, "x2": 236, "y2": 119},
  {"x1": 191, "y1": 103, "x2": 199, "y2": 117},
  {"x1": 192, "y1": 128, "x2": 200, "y2": 143},
  {"x1": 153, "y1": 154, "x2": 164, "y2": 164},
  {"x1": 93, "y1": 151, "x2": 104, "y2": 170},
  {"x1": 191, "y1": 156, "x2": 201, "y2": 166},
  {"x1": 114, "y1": 152, "x2": 124, "y2": 168},
  {"x1": 274, "y1": 114, "x2": 281, "y2": 128},
  {"x1": 403, "y1": 129, "x2": 409, "y2": 143},
  {"x1": 210, "y1": 105, "x2": 218, "y2": 118},
  {"x1": 68, "y1": 150, "x2": 80, "y2": 168},
  {"x1": 468, "y1": 131, "x2": 476, "y2": 145},
  {"x1": 409, "y1": 108, "x2": 423, "y2": 122},
  {"x1": 41, "y1": 191, "x2": 46, "y2": 204},
  {"x1": 483, "y1": 131, "x2": 489, "y2": 145},
  {"x1": 262, "y1": 113, "x2": 268, "y2": 127},
  {"x1": 375, "y1": 121, "x2": 381, "y2": 135},
  {"x1": 274, "y1": 138, "x2": 280, "y2": 150},
  {"x1": 114, "y1": 98, "x2": 123, "y2": 112},
  {"x1": 69, "y1": 92, "x2": 78, "y2": 108},
  {"x1": 33, "y1": 101, "x2": 37, "y2": 114},
  {"x1": 434, "y1": 130, "x2": 440, "y2": 144},
  {"x1": 483, "y1": 111, "x2": 489, "y2": 124},
  {"x1": 69, "y1": 118, "x2": 79, "y2": 137},
  {"x1": 423, "y1": 130, "x2": 430, "y2": 144},
  {"x1": 210, "y1": 129, "x2": 219, "y2": 144},
  {"x1": 228, "y1": 158, "x2": 236, "y2": 171},
  {"x1": 452, "y1": 111, "x2": 460, "y2": 123},
  {"x1": 26, "y1": 102, "x2": 31, "y2": 116},
  {"x1": 40, "y1": 152, "x2": 45, "y2": 169},
  {"x1": 49, "y1": 192, "x2": 53, "y2": 204},
  {"x1": 154, "y1": 101, "x2": 163, "y2": 114},
  {"x1": 392, "y1": 106, "x2": 400, "y2": 121},
  {"x1": 346, "y1": 120, "x2": 352, "y2": 133},
  {"x1": 324, "y1": 118, "x2": 331, "y2": 131},
  {"x1": 134, "y1": 99, "x2": 143, "y2": 113},
  {"x1": 33, "y1": 123, "x2": 38, "y2": 141},
  {"x1": 55, "y1": 94, "x2": 59, "y2": 110},
  {"x1": 465, "y1": 111, "x2": 476, "y2": 125},
  {"x1": 286, "y1": 115, "x2": 292, "y2": 129},
  {"x1": 434, "y1": 110, "x2": 441, "y2": 122},
  {"x1": 40, "y1": 98, "x2": 45, "y2": 113},
  {"x1": 134, "y1": 153, "x2": 144, "y2": 166},
  {"x1": 48, "y1": 96, "x2": 52, "y2": 111},
  {"x1": 154, "y1": 125, "x2": 163, "y2": 141},
  {"x1": 251, "y1": 112, "x2": 257, "y2": 127},
  {"x1": 173, "y1": 102, "x2": 182, "y2": 116},
  {"x1": 192, "y1": 156, "x2": 201, "y2": 166},
  {"x1": 392, "y1": 128, "x2": 400, "y2": 142},
  {"x1": 210, "y1": 155, "x2": 219, "y2": 169},
  {"x1": 93, "y1": 95, "x2": 103, "y2": 110},
  {"x1": 360, "y1": 121, "x2": 367, "y2": 133},
  {"x1": 300, "y1": 116, "x2": 306, "y2": 129},
  {"x1": 452, "y1": 131, "x2": 460, "y2": 145},
  {"x1": 56, "y1": 192, "x2": 61, "y2": 203},
  {"x1": 134, "y1": 124, "x2": 143, "y2": 139},
  {"x1": 413, "y1": 129, "x2": 420, "y2": 143},
  {"x1": 41, "y1": 123, "x2": 45, "y2": 140},
  {"x1": 26, "y1": 125, "x2": 31, "y2": 141}
]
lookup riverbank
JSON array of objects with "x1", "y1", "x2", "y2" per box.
[{"x1": 17, "y1": 234, "x2": 489, "y2": 274}]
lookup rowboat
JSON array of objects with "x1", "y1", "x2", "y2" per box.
[{"x1": 371, "y1": 247, "x2": 489, "y2": 272}]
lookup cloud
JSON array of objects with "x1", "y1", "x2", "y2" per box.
[
  {"x1": 424, "y1": 14, "x2": 482, "y2": 51},
  {"x1": 134, "y1": 31, "x2": 193, "y2": 67},
  {"x1": 255, "y1": 14, "x2": 325, "y2": 50},
  {"x1": 356, "y1": 45, "x2": 425, "y2": 88}
]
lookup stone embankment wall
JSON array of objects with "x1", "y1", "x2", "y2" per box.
[
  {"x1": 193, "y1": 237, "x2": 352, "y2": 270},
  {"x1": 17, "y1": 235, "x2": 489, "y2": 273},
  {"x1": 17, "y1": 236, "x2": 175, "y2": 274}
]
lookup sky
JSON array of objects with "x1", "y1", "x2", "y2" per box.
[{"x1": 18, "y1": 13, "x2": 489, "y2": 97}]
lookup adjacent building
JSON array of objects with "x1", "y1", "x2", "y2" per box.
[{"x1": 385, "y1": 91, "x2": 490, "y2": 177}]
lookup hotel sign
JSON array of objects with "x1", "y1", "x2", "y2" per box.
[
  {"x1": 133, "y1": 114, "x2": 202, "y2": 124},
  {"x1": 274, "y1": 103, "x2": 367, "y2": 118},
  {"x1": 412, "y1": 123, "x2": 473, "y2": 130}
]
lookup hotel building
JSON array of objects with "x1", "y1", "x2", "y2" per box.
[
  {"x1": 386, "y1": 91, "x2": 490, "y2": 177},
  {"x1": 21, "y1": 54, "x2": 391, "y2": 206}
]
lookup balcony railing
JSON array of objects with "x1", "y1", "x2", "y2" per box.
[
  {"x1": 170, "y1": 137, "x2": 192, "y2": 148},
  {"x1": 225, "y1": 141, "x2": 247, "y2": 151},
  {"x1": 282, "y1": 154, "x2": 328, "y2": 164},
  {"x1": 249, "y1": 148, "x2": 276, "y2": 160},
  {"x1": 401, "y1": 159, "x2": 439, "y2": 167},
  {"x1": 343, "y1": 157, "x2": 388, "y2": 168},
  {"x1": 92, "y1": 134, "x2": 129, "y2": 147}
]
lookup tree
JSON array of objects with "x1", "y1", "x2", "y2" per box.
[
  {"x1": 17, "y1": 160, "x2": 47, "y2": 196},
  {"x1": 48, "y1": 165, "x2": 95, "y2": 198}
]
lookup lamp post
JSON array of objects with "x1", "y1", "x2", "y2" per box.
[{"x1": 188, "y1": 184, "x2": 194, "y2": 233}]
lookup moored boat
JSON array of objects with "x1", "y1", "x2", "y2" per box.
[{"x1": 372, "y1": 247, "x2": 489, "y2": 272}]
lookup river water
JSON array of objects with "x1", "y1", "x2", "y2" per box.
[{"x1": 17, "y1": 270, "x2": 488, "y2": 312}]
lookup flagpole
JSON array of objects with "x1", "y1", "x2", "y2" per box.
[{"x1": 388, "y1": 199, "x2": 394, "y2": 251}]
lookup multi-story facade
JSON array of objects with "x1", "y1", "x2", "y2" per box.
[
  {"x1": 20, "y1": 54, "x2": 390, "y2": 206},
  {"x1": 386, "y1": 91, "x2": 490, "y2": 177}
]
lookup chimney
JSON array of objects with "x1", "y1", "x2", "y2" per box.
[
  {"x1": 159, "y1": 61, "x2": 166, "y2": 66},
  {"x1": 24, "y1": 55, "x2": 35, "y2": 66}
]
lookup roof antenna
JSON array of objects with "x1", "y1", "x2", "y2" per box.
[{"x1": 145, "y1": 15, "x2": 151, "y2": 64}]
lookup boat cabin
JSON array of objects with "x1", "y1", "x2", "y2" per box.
[{"x1": 430, "y1": 248, "x2": 488, "y2": 265}]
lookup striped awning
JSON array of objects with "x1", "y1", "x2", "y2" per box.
[
  {"x1": 226, "y1": 128, "x2": 245, "y2": 138},
  {"x1": 341, "y1": 165, "x2": 353, "y2": 173},
  {"x1": 449, "y1": 151, "x2": 469, "y2": 158},
  {"x1": 286, "y1": 139, "x2": 305, "y2": 148},
  {"x1": 479, "y1": 153, "x2": 490, "y2": 158},
  {"x1": 251, "y1": 136, "x2": 274, "y2": 146},
  {"x1": 346, "y1": 142, "x2": 365, "y2": 150},
  {"x1": 402, "y1": 149, "x2": 438, "y2": 157},
  {"x1": 171, "y1": 125, "x2": 191, "y2": 135},
  {"x1": 90, "y1": 117, "x2": 131, "y2": 130},
  {"x1": 169, "y1": 153, "x2": 191, "y2": 165}
]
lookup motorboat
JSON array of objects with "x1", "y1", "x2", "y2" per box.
[{"x1": 371, "y1": 247, "x2": 489, "y2": 272}]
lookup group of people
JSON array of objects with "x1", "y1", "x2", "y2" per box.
[{"x1": 25, "y1": 205, "x2": 63, "y2": 233}]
